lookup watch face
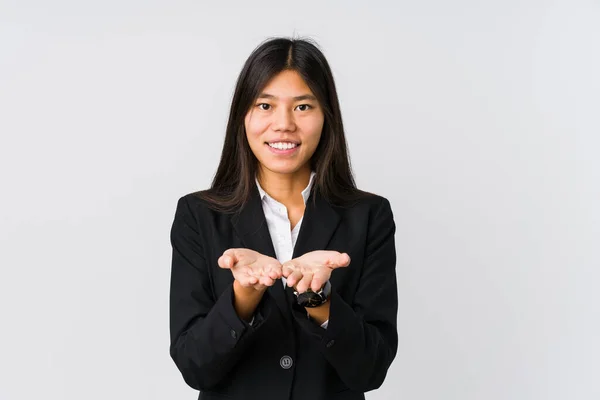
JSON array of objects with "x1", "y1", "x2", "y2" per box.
[{"x1": 296, "y1": 290, "x2": 325, "y2": 308}]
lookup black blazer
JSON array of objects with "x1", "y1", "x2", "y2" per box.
[{"x1": 169, "y1": 185, "x2": 398, "y2": 400}]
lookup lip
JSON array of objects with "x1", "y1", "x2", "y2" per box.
[{"x1": 265, "y1": 142, "x2": 300, "y2": 155}]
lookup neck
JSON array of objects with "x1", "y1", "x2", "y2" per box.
[{"x1": 256, "y1": 165, "x2": 312, "y2": 205}]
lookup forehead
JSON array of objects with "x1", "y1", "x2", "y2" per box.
[{"x1": 260, "y1": 70, "x2": 314, "y2": 98}]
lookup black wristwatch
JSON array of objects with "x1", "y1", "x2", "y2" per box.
[{"x1": 294, "y1": 280, "x2": 331, "y2": 308}]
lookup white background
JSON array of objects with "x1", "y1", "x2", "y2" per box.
[{"x1": 1, "y1": 1, "x2": 598, "y2": 399}]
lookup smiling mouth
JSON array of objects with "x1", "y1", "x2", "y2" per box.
[{"x1": 265, "y1": 142, "x2": 300, "y2": 150}]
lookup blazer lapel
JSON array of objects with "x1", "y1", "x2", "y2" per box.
[
  {"x1": 292, "y1": 189, "x2": 341, "y2": 259},
  {"x1": 230, "y1": 186, "x2": 276, "y2": 259},
  {"x1": 285, "y1": 189, "x2": 342, "y2": 301}
]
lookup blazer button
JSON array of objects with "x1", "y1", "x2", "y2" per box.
[
  {"x1": 230, "y1": 329, "x2": 237, "y2": 339},
  {"x1": 280, "y1": 355, "x2": 293, "y2": 369},
  {"x1": 326, "y1": 340, "x2": 335, "y2": 348}
]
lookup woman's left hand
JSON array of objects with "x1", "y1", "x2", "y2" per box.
[{"x1": 282, "y1": 250, "x2": 351, "y2": 293}]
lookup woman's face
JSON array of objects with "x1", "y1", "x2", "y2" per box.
[{"x1": 244, "y1": 69, "x2": 324, "y2": 176}]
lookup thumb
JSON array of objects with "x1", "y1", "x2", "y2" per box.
[
  {"x1": 281, "y1": 260, "x2": 297, "y2": 277},
  {"x1": 218, "y1": 254, "x2": 235, "y2": 269},
  {"x1": 223, "y1": 248, "x2": 238, "y2": 258},
  {"x1": 335, "y1": 253, "x2": 351, "y2": 268},
  {"x1": 222, "y1": 249, "x2": 240, "y2": 263}
]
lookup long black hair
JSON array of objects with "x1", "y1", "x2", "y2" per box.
[{"x1": 197, "y1": 37, "x2": 372, "y2": 213}]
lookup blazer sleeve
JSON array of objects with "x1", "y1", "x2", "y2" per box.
[
  {"x1": 291, "y1": 196, "x2": 399, "y2": 392},
  {"x1": 169, "y1": 195, "x2": 271, "y2": 391}
]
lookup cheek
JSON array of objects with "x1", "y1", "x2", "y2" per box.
[
  {"x1": 244, "y1": 119, "x2": 266, "y2": 148},
  {"x1": 245, "y1": 116, "x2": 269, "y2": 139},
  {"x1": 303, "y1": 118, "x2": 324, "y2": 144}
]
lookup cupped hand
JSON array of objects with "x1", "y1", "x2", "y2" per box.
[
  {"x1": 218, "y1": 248, "x2": 283, "y2": 291},
  {"x1": 282, "y1": 250, "x2": 351, "y2": 293}
]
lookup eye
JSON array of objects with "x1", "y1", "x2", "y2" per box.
[
  {"x1": 295, "y1": 104, "x2": 312, "y2": 111},
  {"x1": 257, "y1": 103, "x2": 271, "y2": 111}
]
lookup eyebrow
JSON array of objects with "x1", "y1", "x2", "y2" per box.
[{"x1": 257, "y1": 93, "x2": 317, "y2": 102}]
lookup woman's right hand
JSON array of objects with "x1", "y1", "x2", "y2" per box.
[{"x1": 218, "y1": 248, "x2": 283, "y2": 291}]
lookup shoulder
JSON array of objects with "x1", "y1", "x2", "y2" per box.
[
  {"x1": 170, "y1": 190, "x2": 230, "y2": 244},
  {"x1": 333, "y1": 188, "x2": 394, "y2": 217},
  {"x1": 327, "y1": 189, "x2": 395, "y2": 239},
  {"x1": 347, "y1": 191, "x2": 396, "y2": 252},
  {"x1": 171, "y1": 189, "x2": 223, "y2": 223},
  {"x1": 176, "y1": 189, "x2": 212, "y2": 210}
]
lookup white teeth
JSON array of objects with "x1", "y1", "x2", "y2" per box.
[{"x1": 268, "y1": 142, "x2": 298, "y2": 150}]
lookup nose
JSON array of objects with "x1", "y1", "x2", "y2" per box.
[{"x1": 272, "y1": 108, "x2": 296, "y2": 132}]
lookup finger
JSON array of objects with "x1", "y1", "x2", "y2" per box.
[
  {"x1": 339, "y1": 252, "x2": 351, "y2": 266},
  {"x1": 247, "y1": 276, "x2": 258, "y2": 285},
  {"x1": 281, "y1": 261, "x2": 297, "y2": 278},
  {"x1": 274, "y1": 262, "x2": 283, "y2": 277},
  {"x1": 310, "y1": 274, "x2": 327, "y2": 292},
  {"x1": 310, "y1": 266, "x2": 332, "y2": 291},
  {"x1": 237, "y1": 275, "x2": 258, "y2": 287},
  {"x1": 223, "y1": 248, "x2": 243, "y2": 265},
  {"x1": 295, "y1": 271, "x2": 314, "y2": 293},
  {"x1": 218, "y1": 255, "x2": 234, "y2": 269},
  {"x1": 258, "y1": 275, "x2": 276, "y2": 287},
  {"x1": 266, "y1": 264, "x2": 282, "y2": 280},
  {"x1": 267, "y1": 269, "x2": 279, "y2": 280},
  {"x1": 286, "y1": 270, "x2": 304, "y2": 288},
  {"x1": 332, "y1": 252, "x2": 351, "y2": 268},
  {"x1": 223, "y1": 248, "x2": 239, "y2": 259}
]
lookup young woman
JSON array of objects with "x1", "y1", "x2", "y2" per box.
[{"x1": 169, "y1": 37, "x2": 398, "y2": 400}]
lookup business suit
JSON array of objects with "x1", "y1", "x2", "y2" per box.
[{"x1": 169, "y1": 184, "x2": 398, "y2": 400}]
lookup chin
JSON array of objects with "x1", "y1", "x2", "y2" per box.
[{"x1": 260, "y1": 163, "x2": 304, "y2": 175}]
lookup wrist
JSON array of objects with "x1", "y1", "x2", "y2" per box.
[
  {"x1": 233, "y1": 279, "x2": 266, "y2": 297},
  {"x1": 232, "y1": 279, "x2": 265, "y2": 322},
  {"x1": 305, "y1": 298, "x2": 330, "y2": 325}
]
